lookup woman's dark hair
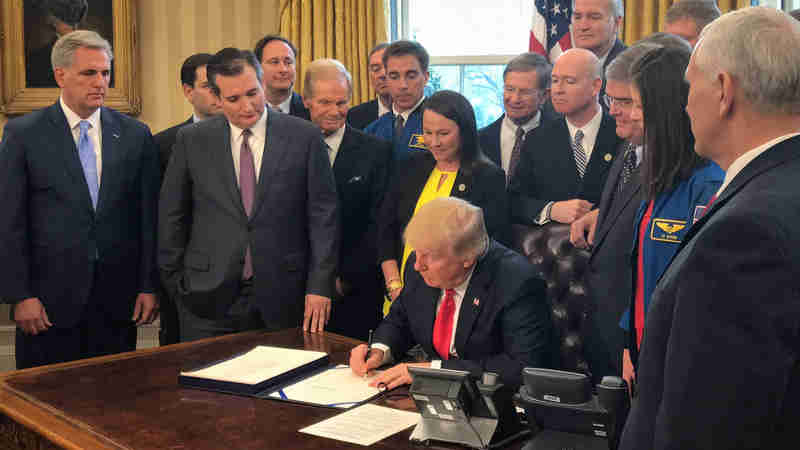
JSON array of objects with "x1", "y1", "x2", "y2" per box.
[
  {"x1": 632, "y1": 45, "x2": 706, "y2": 200},
  {"x1": 422, "y1": 90, "x2": 489, "y2": 173}
]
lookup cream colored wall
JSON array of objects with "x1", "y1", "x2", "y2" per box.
[{"x1": 0, "y1": 0, "x2": 281, "y2": 138}]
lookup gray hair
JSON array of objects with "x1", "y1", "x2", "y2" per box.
[
  {"x1": 606, "y1": 43, "x2": 660, "y2": 82},
  {"x1": 503, "y1": 52, "x2": 552, "y2": 90},
  {"x1": 572, "y1": 0, "x2": 624, "y2": 18},
  {"x1": 637, "y1": 32, "x2": 692, "y2": 52},
  {"x1": 665, "y1": 0, "x2": 721, "y2": 30},
  {"x1": 51, "y1": 30, "x2": 113, "y2": 70},
  {"x1": 695, "y1": 6, "x2": 800, "y2": 115},
  {"x1": 302, "y1": 58, "x2": 353, "y2": 100}
]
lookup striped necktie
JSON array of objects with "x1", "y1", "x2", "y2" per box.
[{"x1": 573, "y1": 129, "x2": 587, "y2": 178}]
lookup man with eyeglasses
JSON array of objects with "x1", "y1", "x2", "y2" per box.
[
  {"x1": 347, "y1": 43, "x2": 393, "y2": 130},
  {"x1": 568, "y1": 44, "x2": 653, "y2": 383},
  {"x1": 479, "y1": 53, "x2": 558, "y2": 183}
]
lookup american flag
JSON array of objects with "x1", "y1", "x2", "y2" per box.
[{"x1": 530, "y1": 0, "x2": 573, "y2": 63}]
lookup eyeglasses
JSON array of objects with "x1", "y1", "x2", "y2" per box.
[
  {"x1": 503, "y1": 86, "x2": 541, "y2": 99},
  {"x1": 603, "y1": 94, "x2": 634, "y2": 110}
]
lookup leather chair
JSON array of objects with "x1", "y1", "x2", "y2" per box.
[{"x1": 511, "y1": 223, "x2": 593, "y2": 378}]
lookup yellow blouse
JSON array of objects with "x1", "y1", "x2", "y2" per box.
[{"x1": 383, "y1": 167, "x2": 457, "y2": 316}]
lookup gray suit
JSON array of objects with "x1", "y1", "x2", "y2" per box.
[{"x1": 158, "y1": 111, "x2": 339, "y2": 336}]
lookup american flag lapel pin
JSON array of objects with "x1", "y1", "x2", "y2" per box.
[{"x1": 473, "y1": 298, "x2": 480, "y2": 307}]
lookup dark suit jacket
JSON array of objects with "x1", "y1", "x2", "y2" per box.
[
  {"x1": 158, "y1": 112, "x2": 339, "y2": 327},
  {"x1": 0, "y1": 103, "x2": 160, "y2": 327},
  {"x1": 375, "y1": 240, "x2": 553, "y2": 388},
  {"x1": 377, "y1": 152, "x2": 510, "y2": 265},
  {"x1": 333, "y1": 126, "x2": 391, "y2": 285},
  {"x1": 346, "y1": 99, "x2": 379, "y2": 131},
  {"x1": 619, "y1": 136, "x2": 800, "y2": 450},
  {"x1": 478, "y1": 109, "x2": 559, "y2": 175},
  {"x1": 509, "y1": 112, "x2": 622, "y2": 224},
  {"x1": 582, "y1": 142, "x2": 641, "y2": 381},
  {"x1": 289, "y1": 92, "x2": 311, "y2": 120},
  {"x1": 154, "y1": 117, "x2": 193, "y2": 177}
]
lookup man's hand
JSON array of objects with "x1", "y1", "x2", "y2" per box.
[
  {"x1": 369, "y1": 362, "x2": 430, "y2": 390},
  {"x1": 303, "y1": 294, "x2": 331, "y2": 333},
  {"x1": 132, "y1": 293, "x2": 159, "y2": 326},
  {"x1": 14, "y1": 297, "x2": 52, "y2": 335},
  {"x1": 622, "y1": 348, "x2": 636, "y2": 398},
  {"x1": 570, "y1": 208, "x2": 600, "y2": 249},
  {"x1": 551, "y1": 199, "x2": 594, "y2": 224},
  {"x1": 349, "y1": 344, "x2": 384, "y2": 377}
]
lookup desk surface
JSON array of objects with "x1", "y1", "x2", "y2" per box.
[{"x1": 0, "y1": 329, "x2": 527, "y2": 449}]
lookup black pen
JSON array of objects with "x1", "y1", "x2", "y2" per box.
[{"x1": 364, "y1": 329, "x2": 373, "y2": 379}]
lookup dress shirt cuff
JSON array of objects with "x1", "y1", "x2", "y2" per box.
[
  {"x1": 371, "y1": 343, "x2": 394, "y2": 365},
  {"x1": 430, "y1": 360, "x2": 442, "y2": 369},
  {"x1": 536, "y1": 201, "x2": 554, "y2": 225}
]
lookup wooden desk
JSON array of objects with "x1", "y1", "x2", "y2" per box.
[{"x1": 0, "y1": 329, "x2": 527, "y2": 449}]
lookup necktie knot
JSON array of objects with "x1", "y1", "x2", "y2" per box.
[
  {"x1": 79, "y1": 120, "x2": 91, "y2": 133},
  {"x1": 515, "y1": 126, "x2": 524, "y2": 140},
  {"x1": 574, "y1": 129, "x2": 584, "y2": 145},
  {"x1": 394, "y1": 114, "x2": 405, "y2": 136},
  {"x1": 242, "y1": 128, "x2": 252, "y2": 140}
]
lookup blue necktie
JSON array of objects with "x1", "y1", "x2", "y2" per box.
[{"x1": 78, "y1": 120, "x2": 99, "y2": 209}]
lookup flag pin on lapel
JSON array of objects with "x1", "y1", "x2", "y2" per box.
[
  {"x1": 473, "y1": 297, "x2": 480, "y2": 306},
  {"x1": 604, "y1": 153, "x2": 612, "y2": 162},
  {"x1": 458, "y1": 184, "x2": 466, "y2": 192}
]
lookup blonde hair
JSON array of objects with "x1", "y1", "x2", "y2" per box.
[{"x1": 404, "y1": 197, "x2": 489, "y2": 260}]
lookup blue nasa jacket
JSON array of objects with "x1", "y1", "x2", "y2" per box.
[
  {"x1": 620, "y1": 161, "x2": 724, "y2": 334},
  {"x1": 364, "y1": 101, "x2": 427, "y2": 163}
]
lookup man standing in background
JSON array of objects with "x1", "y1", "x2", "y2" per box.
[
  {"x1": 663, "y1": 0, "x2": 722, "y2": 48},
  {"x1": 347, "y1": 42, "x2": 393, "y2": 130},
  {"x1": 253, "y1": 35, "x2": 310, "y2": 119}
]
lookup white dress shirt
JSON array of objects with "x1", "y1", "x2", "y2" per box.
[
  {"x1": 500, "y1": 112, "x2": 541, "y2": 173},
  {"x1": 323, "y1": 125, "x2": 346, "y2": 166},
  {"x1": 715, "y1": 133, "x2": 800, "y2": 198},
  {"x1": 373, "y1": 266, "x2": 476, "y2": 367},
  {"x1": 393, "y1": 95, "x2": 426, "y2": 123},
  {"x1": 229, "y1": 109, "x2": 268, "y2": 182},
  {"x1": 268, "y1": 94, "x2": 293, "y2": 114},
  {"x1": 61, "y1": 96, "x2": 103, "y2": 183}
]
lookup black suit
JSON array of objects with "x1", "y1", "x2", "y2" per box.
[
  {"x1": 326, "y1": 126, "x2": 391, "y2": 341},
  {"x1": 154, "y1": 117, "x2": 193, "y2": 177},
  {"x1": 159, "y1": 111, "x2": 338, "y2": 337},
  {"x1": 377, "y1": 152, "x2": 510, "y2": 266},
  {"x1": 478, "y1": 109, "x2": 559, "y2": 176},
  {"x1": 288, "y1": 92, "x2": 311, "y2": 120},
  {"x1": 375, "y1": 240, "x2": 553, "y2": 389},
  {"x1": 0, "y1": 102, "x2": 160, "y2": 368},
  {"x1": 581, "y1": 142, "x2": 641, "y2": 382},
  {"x1": 509, "y1": 113, "x2": 622, "y2": 224},
  {"x1": 346, "y1": 99, "x2": 380, "y2": 131},
  {"x1": 620, "y1": 136, "x2": 800, "y2": 450}
]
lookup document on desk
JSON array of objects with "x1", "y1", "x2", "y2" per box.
[
  {"x1": 267, "y1": 365, "x2": 382, "y2": 408},
  {"x1": 299, "y1": 403, "x2": 420, "y2": 446}
]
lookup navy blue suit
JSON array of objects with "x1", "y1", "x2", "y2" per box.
[{"x1": 0, "y1": 102, "x2": 160, "y2": 368}]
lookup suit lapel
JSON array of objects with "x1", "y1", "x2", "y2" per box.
[
  {"x1": 453, "y1": 256, "x2": 491, "y2": 357},
  {"x1": 210, "y1": 118, "x2": 246, "y2": 217},
  {"x1": 48, "y1": 103, "x2": 94, "y2": 213},
  {"x1": 594, "y1": 173, "x2": 641, "y2": 250},
  {"x1": 332, "y1": 126, "x2": 355, "y2": 175},
  {"x1": 582, "y1": 114, "x2": 617, "y2": 188},
  {"x1": 96, "y1": 107, "x2": 121, "y2": 213},
  {"x1": 406, "y1": 254, "x2": 440, "y2": 353},
  {"x1": 451, "y1": 166, "x2": 472, "y2": 200},
  {"x1": 251, "y1": 112, "x2": 291, "y2": 219},
  {"x1": 557, "y1": 119, "x2": 583, "y2": 185}
]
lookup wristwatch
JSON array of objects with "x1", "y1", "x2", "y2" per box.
[{"x1": 386, "y1": 279, "x2": 403, "y2": 293}]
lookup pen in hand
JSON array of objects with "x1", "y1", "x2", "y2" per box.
[{"x1": 364, "y1": 329, "x2": 373, "y2": 380}]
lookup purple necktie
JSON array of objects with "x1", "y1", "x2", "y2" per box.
[{"x1": 240, "y1": 128, "x2": 256, "y2": 279}]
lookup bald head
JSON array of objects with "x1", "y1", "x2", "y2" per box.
[{"x1": 551, "y1": 48, "x2": 602, "y2": 124}]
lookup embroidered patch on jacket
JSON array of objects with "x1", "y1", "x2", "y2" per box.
[
  {"x1": 408, "y1": 134, "x2": 426, "y2": 149},
  {"x1": 650, "y1": 218, "x2": 687, "y2": 243}
]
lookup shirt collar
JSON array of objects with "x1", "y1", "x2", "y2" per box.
[
  {"x1": 60, "y1": 96, "x2": 101, "y2": 131},
  {"x1": 323, "y1": 124, "x2": 346, "y2": 154},
  {"x1": 565, "y1": 107, "x2": 602, "y2": 140},
  {"x1": 229, "y1": 108, "x2": 268, "y2": 142},
  {"x1": 268, "y1": 93, "x2": 293, "y2": 114},
  {"x1": 502, "y1": 111, "x2": 541, "y2": 134},
  {"x1": 716, "y1": 132, "x2": 800, "y2": 197},
  {"x1": 393, "y1": 95, "x2": 426, "y2": 122}
]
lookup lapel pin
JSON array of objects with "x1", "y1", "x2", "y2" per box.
[
  {"x1": 473, "y1": 297, "x2": 480, "y2": 306},
  {"x1": 604, "y1": 153, "x2": 612, "y2": 162},
  {"x1": 458, "y1": 184, "x2": 466, "y2": 192}
]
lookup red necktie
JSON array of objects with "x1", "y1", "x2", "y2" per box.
[
  {"x1": 432, "y1": 289, "x2": 456, "y2": 360},
  {"x1": 635, "y1": 200, "x2": 655, "y2": 349}
]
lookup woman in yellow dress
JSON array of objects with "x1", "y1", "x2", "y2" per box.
[{"x1": 376, "y1": 90, "x2": 509, "y2": 314}]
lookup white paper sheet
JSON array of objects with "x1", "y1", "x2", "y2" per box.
[
  {"x1": 299, "y1": 403, "x2": 420, "y2": 446},
  {"x1": 180, "y1": 346, "x2": 327, "y2": 385},
  {"x1": 268, "y1": 365, "x2": 381, "y2": 408}
]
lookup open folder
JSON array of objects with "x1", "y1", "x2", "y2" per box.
[{"x1": 179, "y1": 346, "x2": 381, "y2": 409}]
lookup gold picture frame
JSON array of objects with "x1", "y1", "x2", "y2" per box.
[{"x1": 0, "y1": 0, "x2": 140, "y2": 115}]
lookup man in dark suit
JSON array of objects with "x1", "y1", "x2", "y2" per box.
[
  {"x1": 568, "y1": 44, "x2": 651, "y2": 382},
  {"x1": 510, "y1": 48, "x2": 622, "y2": 226},
  {"x1": 351, "y1": 197, "x2": 553, "y2": 390},
  {"x1": 620, "y1": 8, "x2": 800, "y2": 449},
  {"x1": 302, "y1": 58, "x2": 390, "y2": 341},
  {"x1": 154, "y1": 53, "x2": 221, "y2": 176},
  {"x1": 346, "y1": 42, "x2": 392, "y2": 130},
  {"x1": 159, "y1": 48, "x2": 338, "y2": 341},
  {"x1": 0, "y1": 30, "x2": 159, "y2": 369},
  {"x1": 572, "y1": 0, "x2": 627, "y2": 100},
  {"x1": 478, "y1": 52, "x2": 555, "y2": 183},
  {"x1": 253, "y1": 35, "x2": 310, "y2": 120}
]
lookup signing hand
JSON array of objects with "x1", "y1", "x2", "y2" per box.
[
  {"x1": 304, "y1": 294, "x2": 331, "y2": 333},
  {"x1": 132, "y1": 293, "x2": 159, "y2": 326},
  {"x1": 349, "y1": 344, "x2": 384, "y2": 377},
  {"x1": 551, "y1": 199, "x2": 594, "y2": 224},
  {"x1": 369, "y1": 362, "x2": 430, "y2": 390},
  {"x1": 570, "y1": 208, "x2": 600, "y2": 249},
  {"x1": 14, "y1": 297, "x2": 52, "y2": 335}
]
